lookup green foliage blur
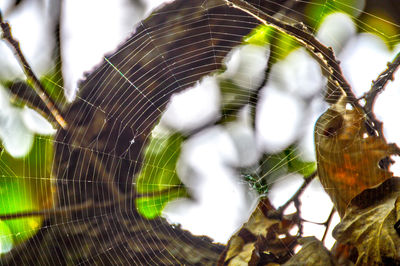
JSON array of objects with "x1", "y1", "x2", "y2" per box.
[
  {"x1": 0, "y1": 136, "x2": 55, "y2": 254},
  {"x1": 135, "y1": 133, "x2": 188, "y2": 219}
]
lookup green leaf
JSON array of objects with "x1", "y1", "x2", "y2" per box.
[
  {"x1": 135, "y1": 132, "x2": 188, "y2": 219},
  {"x1": 0, "y1": 135, "x2": 55, "y2": 248},
  {"x1": 284, "y1": 146, "x2": 316, "y2": 177}
]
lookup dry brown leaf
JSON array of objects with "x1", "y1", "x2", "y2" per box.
[
  {"x1": 333, "y1": 178, "x2": 400, "y2": 265},
  {"x1": 283, "y1": 237, "x2": 338, "y2": 266},
  {"x1": 225, "y1": 235, "x2": 245, "y2": 262},
  {"x1": 228, "y1": 242, "x2": 259, "y2": 266},
  {"x1": 314, "y1": 97, "x2": 400, "y2": 216},
  {"x1": 218, "y1": 198, "x2": 297, "y2": 265}
]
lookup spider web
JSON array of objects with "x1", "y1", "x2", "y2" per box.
[{"x1": 1, "y1": 0, "x2": 400, "y2": 264}]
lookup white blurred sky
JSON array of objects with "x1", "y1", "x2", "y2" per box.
[{"x1": 0, "y1": 0, "x2": 400, "y2": 248}]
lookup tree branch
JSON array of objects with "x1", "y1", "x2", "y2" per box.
[
  {"x1": 225, "y1": 0, "x2": 358, "y2": 106},
  {"x1": 0, "y1": 11, "x2": 67, "y2": 129},
  {"x1": 361, "y1": 51, "x2": 400, "y2": 136}
]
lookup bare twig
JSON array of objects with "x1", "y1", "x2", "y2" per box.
[
  {"x1": 0, "y1": 11, "x2": 67, "y2": 129},
  {"x1": 263, "y1": 167, "x2": 314, "y2": 236},
  {"x1": 298, "y1": 206, "x2": 335, "y2": 242},
  {"x1": 278, "y1": 170, "x2": 317, "y2": 213},
  {"x1": 360, "y1": 51, "x2": 400, "y2": 136},
  {"x1": 293, "y1": 197, "x2": 303, "y2": 236},
  {"x1": 321, "y1": 207, "x2": 335, "y2": 243}
]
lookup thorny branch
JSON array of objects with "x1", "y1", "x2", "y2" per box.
[
  {"x1": 225, "y1": 0, "x2": 358, "y2": 105},
  {"x1": 361, "y1": 51, "x2": 400, "y2": 136},
  {"x1": 0, "y1": 11, "x2": 67, "y2": 129}
]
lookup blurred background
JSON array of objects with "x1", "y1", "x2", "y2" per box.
[{"x1": 1, "y1": 0, "x2": 400, "y2": 255}]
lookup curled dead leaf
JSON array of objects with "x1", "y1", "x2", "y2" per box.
[
  {"x1": 333, "y1": 177, "x2": 400, "y2": 265},
  {"x1": 218, "y1": 198, "x2": 297, "y2": 265},
  {"x1": 314, "y1": 97, "x2": 400, "y2": 216}
]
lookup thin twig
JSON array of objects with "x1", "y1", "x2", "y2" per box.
[
  {"x1": 278, "y1": 170, "x2": 317, "y2": 213},
  {"x1": 293, "y1": 197, "x2": 303, "y2": 236},
  {"x1": 0, "y1": 11, "x2": 67, "y2": 129},
  {"x1": 321, "y1": 207, "x2": 335, "y2": 243},
  {"x1": 361, "y1": 51, "x2": 400, "y2": 136},
  {"x1": 297, "y1": 206, "x2": 335, "y2": 241}
]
